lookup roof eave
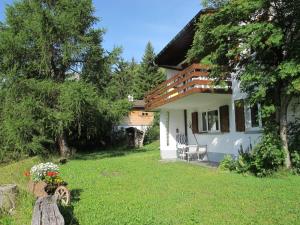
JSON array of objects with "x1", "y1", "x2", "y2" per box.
[{"x1": 154, "y1": 8, "x2": 216, "y2": 67}]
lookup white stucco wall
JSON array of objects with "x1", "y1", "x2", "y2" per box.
[
  {"x1": 160, "y1": 110, "x2": 185, "y2": 159},
  {"x1": 186, "y1": 103, "x2": 262, "y2": 161},
  {"x1": 159, "y1": 97, "x2": 261, "y2": 161}
]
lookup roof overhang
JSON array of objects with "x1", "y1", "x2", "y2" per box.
[{"x1": 155, "y1": 8, "x2": 215, "y2": 70}]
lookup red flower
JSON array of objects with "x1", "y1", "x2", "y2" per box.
[
  {"x1": 47, "y1": 171, "x2": 58, "y2": 177},
  {"x1": 24, "y1": 171, "x2": 30, "y2": 177}
]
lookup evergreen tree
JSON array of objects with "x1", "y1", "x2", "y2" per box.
[
  {"x1": 0, "y1": 0, "x2": 103, "y2": 81},
  {"x1": 201, "y1": 0, "x2": 229, "y2": 8},
  {"x1": 0, "y1": 0, "x2": 129, "y2": 159},
  {"x1": 128, "y1": 58, "x2": 141, "y2": 99},
  {"x1": 105, "y1": 58, "x2": 136, "y2": 100},
  {"x1": 82, "y1": 45, "x2": 123, "y2": 93},
  {"x1": 135, "y1": 42, "x2": 165, "y2": 99}
]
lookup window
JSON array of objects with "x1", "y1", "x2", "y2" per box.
[
  {"x1": 198, "y1": 110, "x2": 220, "y2": 133},
  {"x1": 191, "y1": 112, "x2": 199, "y2": 133},
  {"x1": 208, "y1": 110, "x2": 219, "y2": 131},
  {"x1": 219, "y1": 105, "x2": 230, "y2": 132},
  {"x1": 245, "y1": 103, "x2": 262, "y2": 129},
  {"x1": 250, "y1": 104, "x2": 259, "y2": 127},
  {"x1": 201, "y1": 112, "x2": 207, "y2": 131},
  {"x1": 235, "y1": 100, "x2": 245, "y2": 132}
]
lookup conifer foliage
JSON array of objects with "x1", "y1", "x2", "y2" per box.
[
  {"x1": 0, "y1": 0, "x2": 130, "y2": 160},
  {"x1": 135, "y1": 42, "x2": 165, "y2": 99},
  {"x1": 0, "y1": 1, "x2": 166, "y2": 161}
]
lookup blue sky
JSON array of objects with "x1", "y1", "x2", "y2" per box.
[{"x1": 0, "y1": 0, "x2": 201, "y2": 62}]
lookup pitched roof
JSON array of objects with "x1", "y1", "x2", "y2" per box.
[{"x1": 155, "y1": 8, "x2": 215, "y2": 70}]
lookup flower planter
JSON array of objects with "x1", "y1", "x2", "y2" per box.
[
  {"x1": 28, "y1": 180, "x2": 70, "y2": 205},
  {"x1": 27, "y1": 162, "x2": 70, "y2": 205}
]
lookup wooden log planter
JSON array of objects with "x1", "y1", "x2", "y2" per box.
[
  {"x1": 28, "y1": 181, "x2": 71, "y2": 205},
  {"x1": 31, "y1": 195, "x2": 64, "y2": 225},
  {"x1": 29, "y1": 181, "x2": 71, "y2": 225}
]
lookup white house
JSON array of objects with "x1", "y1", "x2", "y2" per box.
[{"x1": 145, "y1": 9, "x2": 300, "y2": 162}]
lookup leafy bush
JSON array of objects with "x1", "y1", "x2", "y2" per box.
[
  {"x1": 291, "y1": 152, "x2": 300, "y2": 174},
  {"x1": 144, "y1": 113, "x2": 160, "y2": 144},
  {"x1": 111, "y1": 128, "x2": 127, "y2": 147},
  {"x1": 144, "y1": 125, "x2": 160, "y2": 145},
  {"x1": 235, "y1": 147, "x2": 253, "y2": 174},
  {"x1": 220, "y1": 130, "x2": 285, "y2": 177},
  {"x1": 250, "y1": 132, "x2": 285, "y2": 176},
  {"x1": 219, "y1": 154, "x2": 236, "y2": 171},
  {"x1": 288, "y1": 120, "x2": 300, "y2": 174}
]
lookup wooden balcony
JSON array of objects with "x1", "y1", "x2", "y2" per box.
[{"x1": 145, "y1": 64, "x2": 232, "y2": 110}]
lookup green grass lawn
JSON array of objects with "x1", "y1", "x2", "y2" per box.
[{"x1": 1, "y1": 141, "x2": 300, "y2": 225}]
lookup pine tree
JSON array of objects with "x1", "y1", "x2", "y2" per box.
[
  {"x1": 135, "y1": 42, "x2": 165, "y2": 99},
  {"x1": 105, "y1": 58, "x2": 136, "y2": 100},
  {"x1": 0, "y1": 0, "x2": 129, "y2": 159}
]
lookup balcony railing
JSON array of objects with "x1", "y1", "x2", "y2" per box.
[{"x1": 145, "y1": 64, "x2": 232, "y2": 110}]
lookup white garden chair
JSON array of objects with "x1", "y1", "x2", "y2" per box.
[{"x1": 186, "y1": 145, "x2": 207, "y2": 162}]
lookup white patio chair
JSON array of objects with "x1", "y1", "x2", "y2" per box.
[{"x1": 186, "y1": 145, "x2": 207, "y2": 162}]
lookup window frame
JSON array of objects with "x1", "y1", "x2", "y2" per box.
[
  {"x1": 244, "y1": 103, "x2": 263, "y2": 131},
  {"x1": 198, "y1": 108, "x2": 221, "y2": 133}
]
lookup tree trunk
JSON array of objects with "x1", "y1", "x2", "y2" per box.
[
  {"x1": 0, "y1": 184, "x2": 17, "y2": 214},
  {"x1": 31, "y1": 196, "x2": 64, "y2": 225},
  {"x1": 57, "y1": 133, "x2": 70, "y2": 157},
  {"x1": 279, "y1": 94, "x2": 291, "y2": 168}
]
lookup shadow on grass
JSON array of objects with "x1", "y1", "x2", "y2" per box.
[
  {"x1": 59, "y1": 189, "x2": 83, "y2": 225},
  {"x1": 70, "y1": 141, "x2": 160, "y2": 161},
  {"x1": 71, "y1": 148, "x2": 149, "y2": 161},
  {"x1": 70, "y1": 189, "x2": 82, "y2": 204}
]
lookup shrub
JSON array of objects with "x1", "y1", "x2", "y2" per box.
[
  {"x1": 235, "y1": 146, "x2": 253, "y2": 174},
  {"x1": 291, "y1": 152, "x2": 300, "y2": 174},
  {"x1": 144, "y1": 112, "x2": 160, "y2": 144},
  {"x1": 250, "y1": 132, "x2": 285, "y2": 176},
  {"x1": 111, "y1": 128, "x2": 127, "y2": 147},
  {"x1": 288, "y1": 120, "x2": 300, "y2": 174},
  {"x1": 221, "y1": 130, "x2": 285, "y2": 177},
  {"x1": 219, "y1": 154, "x2": 236, "y2": 171},
  {"x1": 144, "y1": 125, "x2": 160, "y2": 145}
]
